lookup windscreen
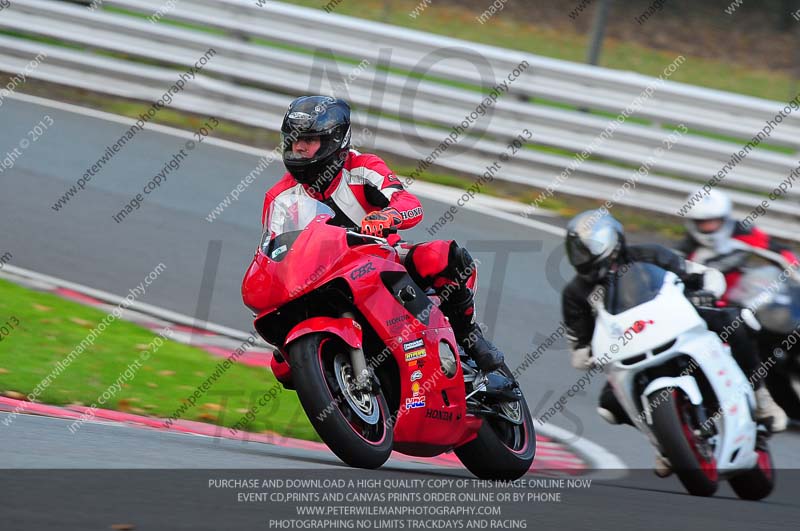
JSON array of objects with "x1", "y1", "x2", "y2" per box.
[
  {"x1": 266, "y1": 192, "x2": 335, "y2": 237},
  {"x1": 605, "y1": 262, "x2": 666, "y2": 315},
  {"x1": 727, "y1": 265, "x2": 784, "y2": 308},
  {"x1": 260, "y1": 192, "x2": 335, "y2": 258}
]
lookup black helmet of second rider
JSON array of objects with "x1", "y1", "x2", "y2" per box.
[
  {"x1": 281, "y1": 95, "x2": 351, "y2": 193},
  {"x1": 565, "y1": 210, "x2": 625, "y2": 284}
]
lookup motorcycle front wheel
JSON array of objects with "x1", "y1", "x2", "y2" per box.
[
  {"x1": 728, "y1": 439, "x2": 774, "y2": 500},
  {"x1": 648, "y1": 390, "x2": 718, "y2": 497},
  {"x1": 289, "y1": 333, "x2": 393, "y2": 469}
]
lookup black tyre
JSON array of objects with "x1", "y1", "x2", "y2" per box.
[
  {"x1": 455, "y1": 364, "x2": 536, "y2": 480},
  {"x1": 289, "y1": 334, "x2": 392, "y2": 469},
  {"x1": 728, "y1": 444, "x2": 775, "y2": 501},
  {"x1": 648, "y1": 390, "x2": 718, "y2": 497}
]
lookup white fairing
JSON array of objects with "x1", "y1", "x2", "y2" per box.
[{"x1": 592, "y1": 270, "x2": 758, "y2": 475}]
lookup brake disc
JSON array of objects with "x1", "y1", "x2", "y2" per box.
[{"x1": 333, "y1": 353, "x2": 379, "y2": 425}]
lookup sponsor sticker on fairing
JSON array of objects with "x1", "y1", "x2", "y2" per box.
[
  {"x1": 403, "y1": 338, "x2": 427, "y2": 362},
  {"x1": 403, "y1": 338, "x2": 424, "y2": 351},
  {"x1": 408, "y1": 357, "x2": 426, "y2": 369},
  {"x1": 410, "y1": 370, "x2": 422, "y2": 382},
  {"x1": 270, "y1": 244, "x2": 287, "y2": 259},
  {"x1": 405, "y1": 396, "x2": 425, "y2": 409},
  {"x1": 405, "y1": 349, "x2": 426, "y2": 362},
  {"x1": 403, "y1": 338, "x2": 427, "y2": 367}
]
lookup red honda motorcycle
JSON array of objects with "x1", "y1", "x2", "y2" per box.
[{"x1": 242, "y1": 192, "x2": 535, "y2": 479}]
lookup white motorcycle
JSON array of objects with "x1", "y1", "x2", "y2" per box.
[{"x1": 591, "y1": 261, "x2": 774, "y2": 499}]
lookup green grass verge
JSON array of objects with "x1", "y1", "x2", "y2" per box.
[{"x1": 0, "y1": 278, "x2": 316, "y2": 440}]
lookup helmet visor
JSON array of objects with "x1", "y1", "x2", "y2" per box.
[
  {"x1": 692, "y1": 218, "x2": 724, "y2": 234},
  {"x1": 566, "y1": 233, "x2": 609, "y2": 269},
  {"x1": 281, "y1": 127, "x2": 349, "y2": 163}
]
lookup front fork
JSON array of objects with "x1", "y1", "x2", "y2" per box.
[{"x1": 343, "y1": 311, "x2": 373, "y2": 393}]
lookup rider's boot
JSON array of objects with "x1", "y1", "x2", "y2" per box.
[
  {"x1": 654, "y1": 453, "x2": 672, "y2": 478},
  {"x1": 755, "y1": 385, "x2": 788, "y2": 433},
  {"x1": 597, "y1": 408, "x2": 619, "y2": 424},
  {"x1": 440, "y1": 286, "x2": 504, "y2": 372},
  {"x1": 598, "y1": 382, "x2": 633, "y2": 426}
]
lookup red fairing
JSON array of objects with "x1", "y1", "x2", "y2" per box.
[
  {"x1": 241, "y1": 214, "x2": 478, "y2": 456},
  {"x1": 780, "y1": 249, "x2": 800, "y2": 266},
  {"x1": 285, "y1": 317, "x2": 363, "y2": 350},
  {"x1": 241, "y1": 222, "x2": 347, "y2": 315},
  {"x1": 261, "y1": 150, "x2": 424, "y2": 229},
  {"x1": 721, "y1": 227, "x2": 800, "y2": 296},
  {"x1": 270, "y1": 354, "x2": 292, "y2": 387}
]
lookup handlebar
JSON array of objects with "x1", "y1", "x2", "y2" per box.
[
  {"x1": 345, "y1": 230, "x2": 404, "y2": 248},
  {"x1": 345, "y1": 230, "x2": 387, "y2": 244}
]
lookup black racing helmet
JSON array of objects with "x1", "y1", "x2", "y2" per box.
[
  {"x1": 565, "y1": 210, "x2": 625, "y2": 283},
  {"x1": 281, "y1": 95, "x2": 351, "y2": 189}
]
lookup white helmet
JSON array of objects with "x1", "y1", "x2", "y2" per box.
[{"x1": 683, "y1": 189, "x2": 735, "y2": 252}]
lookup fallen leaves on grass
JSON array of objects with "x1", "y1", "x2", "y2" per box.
[
  {"x1": 2, "y1": 390, "x2": 27, "y2": 400},
  {"x1": 68, "y1": 317, "x2": 94, "y2": 327}
]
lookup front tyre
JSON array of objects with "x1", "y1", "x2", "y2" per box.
[
  {"x1": 455, "y1": 364, "x2": 536, "y2": 480},
  {"x1": 289, "y1": 334, "x2": 393, "y2": 469},
  {"x1": 648, "y1": 390, "x2": 718, "y2": 497}
]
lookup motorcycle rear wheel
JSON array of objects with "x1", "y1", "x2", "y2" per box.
[
  {"x1": 289, "y1": 333, "x2": 393, "y2": 469},
  {"x1": 648, "y1": 390, "x2": 718, "y2": 497},
  {"x1": 455, "y1": 364, "x2": 536, "y2": 480}
]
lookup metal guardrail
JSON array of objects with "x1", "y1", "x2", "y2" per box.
[{"x1": 1, "y1": 0, "x2": 798, "y2": 239}]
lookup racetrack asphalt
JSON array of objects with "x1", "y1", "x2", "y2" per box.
[{"x1": 1, "y1": 95, "x2": 799, "y2": 529}]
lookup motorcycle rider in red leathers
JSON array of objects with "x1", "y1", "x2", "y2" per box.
[
  {"x1": 677, "y1": 189, "x2": 799, "y2": 301},
  {"x1": 676, "y1": 189, "x2": 795, "y2": 431},
  {"x1": 261, "y1": 95, "x2": 505, "y2": 377}
]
